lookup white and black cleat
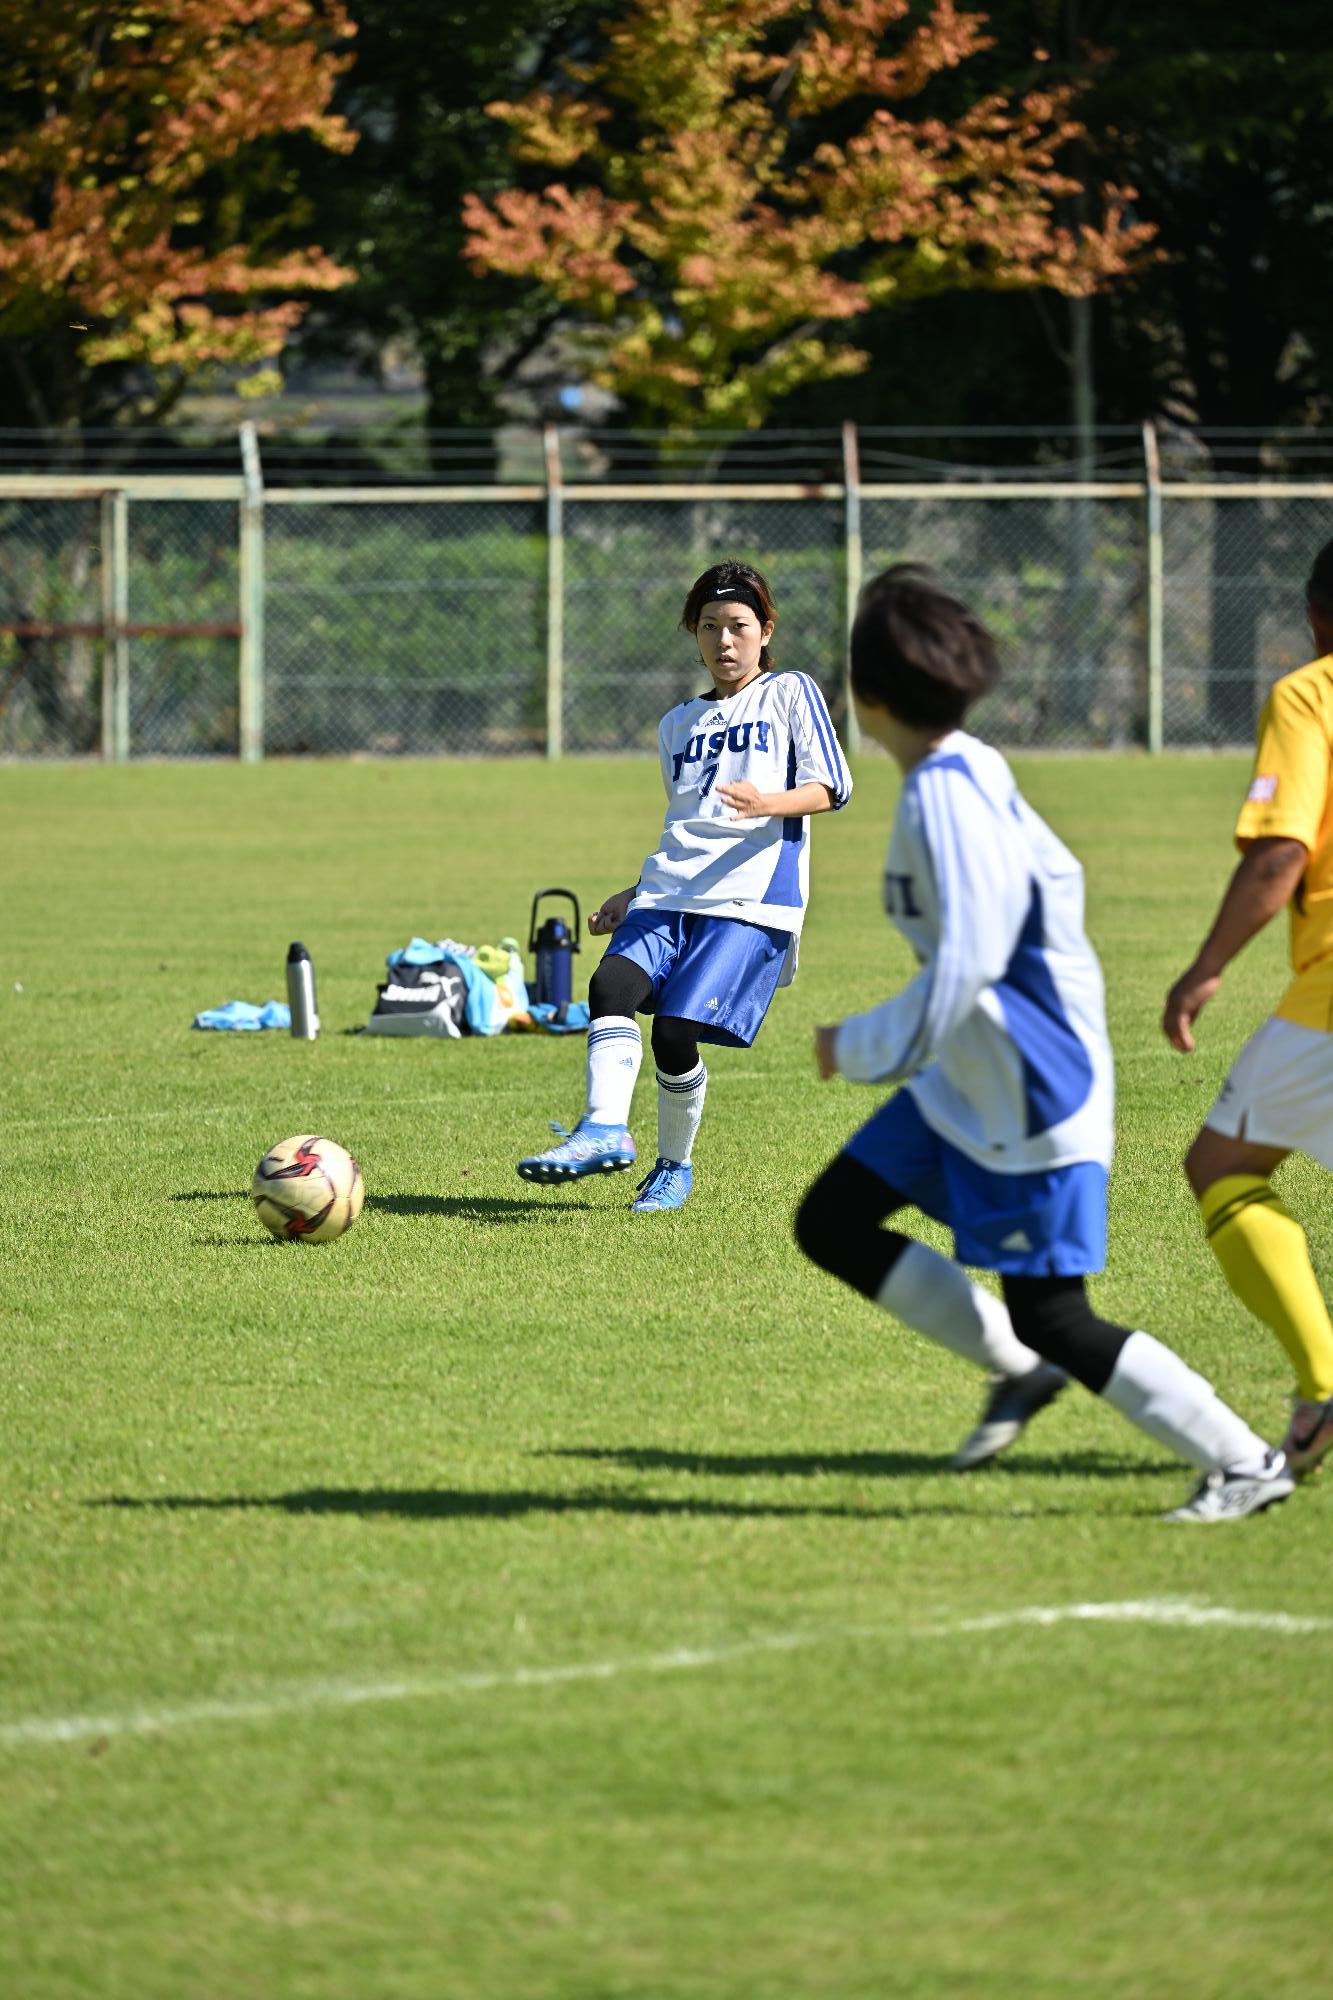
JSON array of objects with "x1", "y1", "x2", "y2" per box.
[
  {"x1": 1161, "y1": 1448, "x2": 1296, "y2": 1524},
  {"x1": 953, "y1": 1362, "x2": 1068, "y2": 1471}
]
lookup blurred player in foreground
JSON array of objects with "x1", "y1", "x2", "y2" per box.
[
  {"x1": 518, "y1": 560, "x2": 852, "y2": 1212},
  {"x1": 1164, "y1": 536, "x2": 1333, "y2": 1478},
  {"x1": 797, "y1": 564, "x2": 1291, "y2": 1523}
]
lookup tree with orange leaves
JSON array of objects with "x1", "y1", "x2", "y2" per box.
[
  {"x1": 0, "y1": 0, "x2": 357, "y2": 429},
  {"x1": 464, "y1": 0, "x2": 1155, "y2": 432}
]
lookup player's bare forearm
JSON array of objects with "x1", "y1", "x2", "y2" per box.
[
  {"x1": 588, "y1": 886, "x2": 637, "y2": 936},
  {"x1": 813, "y1": 1024, "x2": 840, "y2": 1079},
  {"x1": 1194, "y1": 838, "x2": 1308, "y2": 974},
  {"x1": 1162, "y1": 837, "x2": 1307, "y2": 1052},
  {"x1": 716, "y1": 780, "x2": 835, "y2": 820}
]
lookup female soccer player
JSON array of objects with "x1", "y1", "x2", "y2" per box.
[
  {"x1": 796, "y1": 563, "x2": 1291, "y2": 1523},
  {"x1": 1163, "y1": 535, "x2": 1333, "y2": 1477},
  {"x1": 518, "y1": 559, "x2": 852, "y2": 1213}
]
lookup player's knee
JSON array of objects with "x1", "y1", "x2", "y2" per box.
[
  {"x1": 793, "y1": 1175, "x2": 839, "y2": 1270},
  {"x1": 1002, "y1": 1276, "x2": 1126, "y2": 1393},
  {"x1": 588, "y1": 955, "x2": 649, "y2": 1019},
  {"x1": 1183, "y1": 1126, "x2": 1248, "y2": 1201},
  {"x1": 1182, "y1": 1129, "x2": 1211, "y2": 1198},
  {"x1": 652, "y1": 1015, "x2": 699, "y2": 1074}
]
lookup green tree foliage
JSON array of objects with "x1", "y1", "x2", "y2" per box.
[
  {"x1": 463, "y1": 0, "x2": 1154, "y2": 434},
  {"x1": 300, "y1": 0, "x2": 603, "y2": 433},
  {"x1": 780, "y1": 2, "x2": 1333, "y2": 441},
  {"x1": 0, "y1": 0, "x2": 358, "y2": 431}
]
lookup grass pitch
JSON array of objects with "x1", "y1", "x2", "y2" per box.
[{"x1": 2, "y1": 753, "x2": 1331, "y2": 2000}]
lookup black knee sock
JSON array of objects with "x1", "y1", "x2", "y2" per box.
[
  {"x1": 1000, "y1": 1276, "x2": 1130, "y2": 1394},
  {"x1": 794, "y1": 1156, "x2": 911, "y2": 1298},
  {"x1": 588, "y1": 953, "x2": 654, "y2": 1020},
  {"x1": 651, "y1": 1015, "x2": 701, "y2": 1075}
]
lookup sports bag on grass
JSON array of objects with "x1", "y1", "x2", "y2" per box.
[{"x1": 364, "y1": 956, "x2": 470, "y2": 1038}]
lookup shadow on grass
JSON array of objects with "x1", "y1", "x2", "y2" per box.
[
  {"x1": 365, "y1": 1193, "x2": 595, "y2": 1220},
  {"x1": 190, "y1": 1233, "x2": 286, "y2": 1250},
  {"x1": 539, "y1": 1445, "x2": 1171, "y2": 1481},
  {"x1": 87, "y1": 1485, "x2": 1011, "y2": 1523},
  {"x1": 171, "y1": 1189, "x2": 592, "y2": 1221}
]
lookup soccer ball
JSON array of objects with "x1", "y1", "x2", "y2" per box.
[{"x1": 252, "y1": 1134, "x2": 365, "y2": 1243}]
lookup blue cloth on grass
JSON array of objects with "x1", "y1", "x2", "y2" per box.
[
  {"x1": 519, "y1": 1000, "x2": 591, "y2": 1034},
  {"x1": 192, "y1": 1000, "x2": 291, "y2": 1031}
]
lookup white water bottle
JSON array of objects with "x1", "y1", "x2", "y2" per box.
[{"x1": 286, "y1": 941, "x2": 319, "y2": 1040}]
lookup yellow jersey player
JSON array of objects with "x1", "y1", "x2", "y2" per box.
[{"x1": 1164, "y1": 535, "x2": 1333, "y2": 1476}]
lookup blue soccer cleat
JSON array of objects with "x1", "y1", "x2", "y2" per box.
[
  {"x1": 517, "y1": 1119, "x2": 636, "y2": 1184},
  {"x1": 631, "y1": 1158, "x2": 693, "y2": 1212}
]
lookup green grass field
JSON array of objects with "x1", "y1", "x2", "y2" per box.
[{"x1": 3, "y1": 754, "x2": 1331, "y2": 2000}]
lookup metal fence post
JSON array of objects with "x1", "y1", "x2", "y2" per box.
[
  {"x1": 99, "y1": 488, "x2": 129, "y2": 761},
  {"x1": 841, "y1": 421, "x2": 862, "y2": 755},
  {"x1": 544, "y1": 424, "x2": 564, "y2": 760},
  {"x1": 238, "y1": 422, "x2": 265, "y2": 762},
  {"x1": 1142, "y1": 420, "x2": 1164, "y2": 753}
]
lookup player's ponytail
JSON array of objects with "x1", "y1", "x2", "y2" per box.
[{"x1": 681, "y1": 562, "x2": 777, "y2": 669}]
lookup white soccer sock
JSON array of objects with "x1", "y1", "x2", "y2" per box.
[
  {"x1": 1101, "y1": 1330, "x2": 1269, "y2": 1473},
  {"x1": 585, "y1": 1015, "x2": 642, "y2": 1127},
  {"x1": 876, "y1": 1241, "x2": 1052, "y2": 1377},
  {"x1": 657, "y1": 1062, "x2": 707, "y2": 1164}
]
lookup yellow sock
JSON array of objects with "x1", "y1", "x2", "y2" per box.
[{"x1": 1200, "y1": 1175, "x2": 1333, "y2": 1400}]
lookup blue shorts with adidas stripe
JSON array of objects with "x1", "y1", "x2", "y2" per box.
[
  {"x1": 844, "y1": 1088, "x2": 1108, "y2": 1276},
  {"x1": 603, "y1": 909, "x2": 789, "y2": 1047}
]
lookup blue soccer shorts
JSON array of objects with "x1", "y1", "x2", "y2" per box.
[
  {"x1": 843, "y1": 1087, "x2": 1108, "y2": 1277},
  {"x1": 603, "y1": 909, "x2": 790, "y2": 1047}
]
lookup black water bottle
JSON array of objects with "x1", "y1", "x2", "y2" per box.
[{"x1": 286, "y1": 941, "x2": 319, "y2": 1040}]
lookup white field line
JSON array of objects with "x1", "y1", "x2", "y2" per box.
[
  {"x1": 934, "y1": 1601, "x2": 1333, "y2": 1636},
  {"x1": 3, "y1": 1599, "x2": 1329, "y2": 1751}
]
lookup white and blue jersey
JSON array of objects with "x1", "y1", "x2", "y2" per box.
[
  {"x1": 631, "y1": 671, "x2": 852, "y2": 946},
  {"x1": 834, "y1": 730, "x2": 1113, "y2": 1176}
]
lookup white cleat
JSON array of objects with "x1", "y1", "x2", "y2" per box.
[
  {"x1": 953, "y1": 1362, "x2": 1068, "y2": 1471},
  {"x1": 1161, "y1": 1448, "x2": 1295, "y2": 1524}
]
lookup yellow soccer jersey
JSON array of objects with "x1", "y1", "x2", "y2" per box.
[{"x1": 1234, "y1": 655, "x2": 1333, "y2": 1030}]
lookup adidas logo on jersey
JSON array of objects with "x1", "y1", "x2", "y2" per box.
[
  {"x1": 705, "y1": 997, "x2": 720, "y2": 1010},
  {"x1": 1000, "y1": 1229, "x2": 1033, "y2": 1252}
]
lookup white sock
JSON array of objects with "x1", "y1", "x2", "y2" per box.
[
  {"x1": 657, "y1": 1063, "x2": 707, "y2": 1164},
  {"x1": 585, "y1": 1015, "x2": 642, "y2": 1127},
  {"x1": 876, "y1": 1241, "x2": 1052, "y2": 1377},
  {"x1": 1101, "y1": 1330, "x2": 1269, "y2": 1473}
]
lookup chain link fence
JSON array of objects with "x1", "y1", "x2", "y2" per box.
[
  {"x1": 863, "y1": 492, "x2": 1147, "y2": 748},
  {"x1": 562, "y1": 495, "x2": 844, "y2": 753},
  {"x1": 127, "y1": 499, "x2": 242, "y2": 756},
  {"x1": 264, "y1": 498, "x2": 546, "y2": 755},
  {"x1": 0, "y1": 495, "x2": 105, "y2": 757},
  {"x1": 2, "y1": 449, "x2": 1331, "y2": 759},
  {"x1": 1160, "y1": 493, "x2": 1333, "y2": 746}
]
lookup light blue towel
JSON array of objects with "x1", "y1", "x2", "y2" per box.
[
  {"x1": 384, "y1": 939, "x2": 515, "y2": 1036},
  {"x1": 525, "y1": 1001, "x2": 590, "y2": 1034},
  {"x1": 192, "y1": 1000, "x2": 292, "y2": 1031},
  {"x1": 389, "y1": 937, "x2": 451, "y2": 968}
]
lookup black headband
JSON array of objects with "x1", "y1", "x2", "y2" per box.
[{"x1": 699, "y1": 580, "x2": 766, "y2": 621}]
